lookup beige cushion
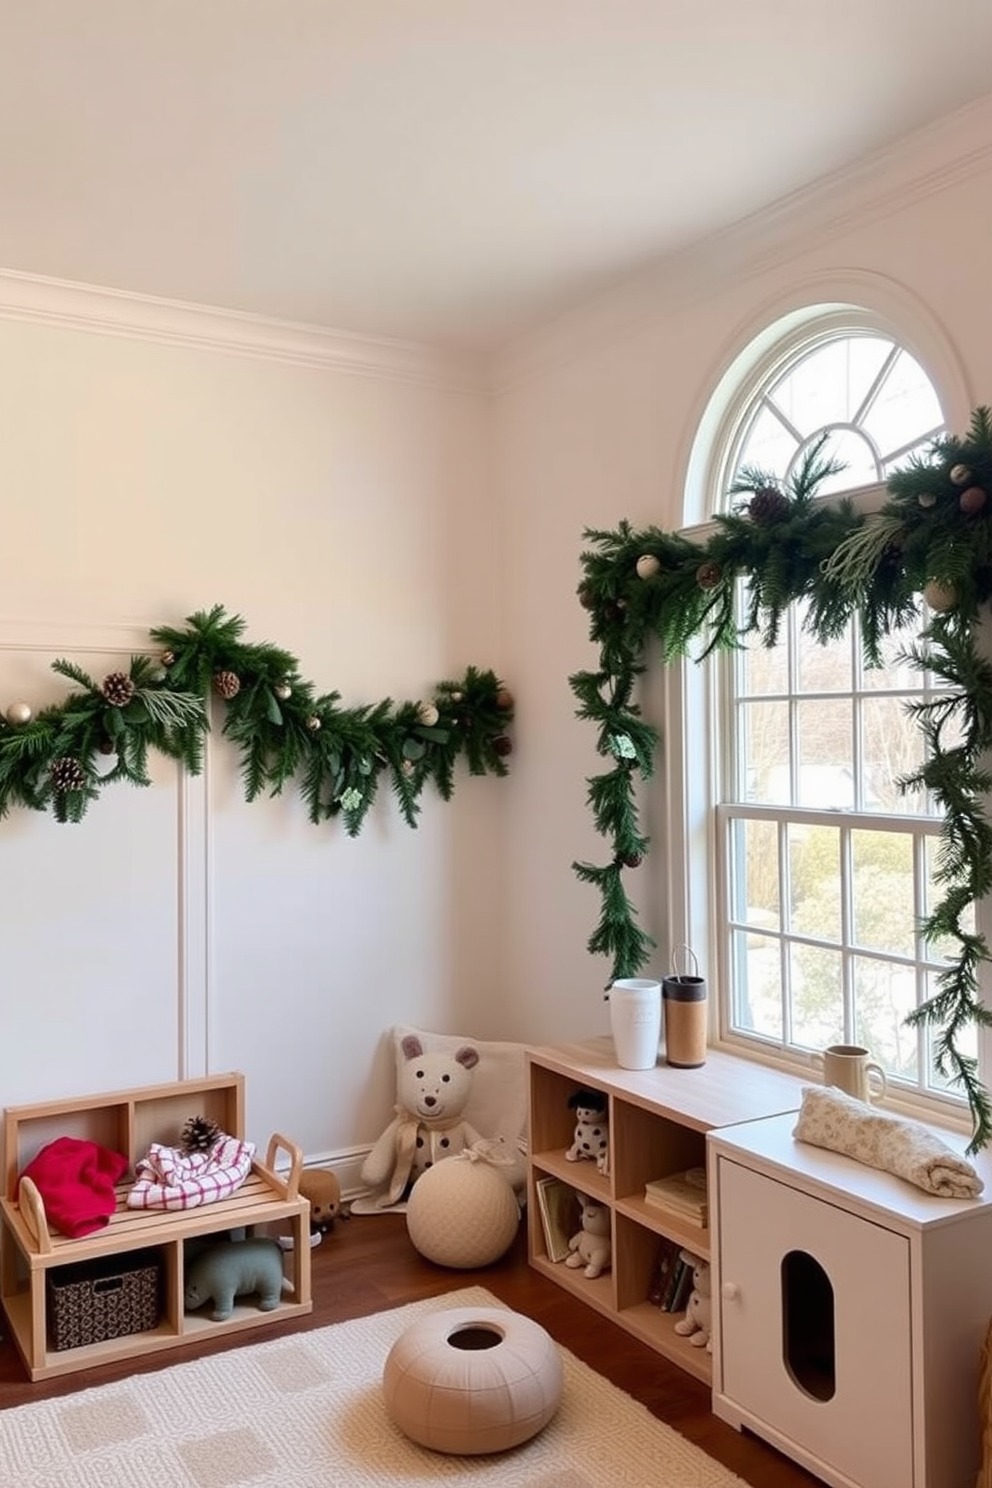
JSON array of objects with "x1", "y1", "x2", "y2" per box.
[{"x1": 383, "y1": 1305, "x2": 562, "y2": 1454}]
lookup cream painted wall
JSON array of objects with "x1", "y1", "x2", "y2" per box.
[
  {"x1": 0, "y1": 309, "x2": 502, "y2": 1161},
  {"x1": 3, "y1": 99, "x2": 991, "y2": 1178},
  {"x1": 494, "y1": 104, "x2": 992, "y2": 1052}
]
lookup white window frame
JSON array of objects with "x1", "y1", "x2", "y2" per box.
[{"x1": 667, "y1": 311, "x2": 989, "y2": 1132}]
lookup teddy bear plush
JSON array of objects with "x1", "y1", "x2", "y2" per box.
[
  {"x1": 299, "y1": 1167, "x2": 343, "y2": 1235},
  {"x1": 360, "y1": 1033, "x2": 484, "y2": 1208},
  {"x1": 564, "y1": 1194, "x2": 612, "y2": 1279},
  {"x1": 565, "y1": 1088, "x2": 609, "y2": 1175},
  {"x1": 673, "y1": 1249, "x2": 712, "y2": 1351}
]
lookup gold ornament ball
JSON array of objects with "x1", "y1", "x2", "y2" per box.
[
  {"x1": 495, "y1": 687, "x2": 514, "y2": 711},
  {"x1": 5, "y1": 701, "x2": 32, "y2": 726},
  {"x1": 959, "y1": 486, "x2": 988, "y2": 516},
  {"x1": 917, "y1": 492, "x2": 937, "y2": 508},
  {"x1": 161, "y1": 649, "x2": 175, "y2": 667},
  {"x1": 923, "y1": 578, "x2": 957, "y2": 613},
  {"x1": 417, "y1": 701, "x2": 439, "y2": 727},
  {"x1": 274, "y1": 682, "x2": 292, "y2": 701},
  {"x1": 636, "y1": 553, "x2": 661, "y2": 579},
  {"x1": 949, "y1": 464, "x2": 971, "y2": 486},
  {"x1": 306, "y1": 715, "x2": 322, "y2": 731},
  {"x1": 450, "y1": 691, "x2": 463, "y2": 704},
  {"x1": 400, "y1": 758, "x2": 416, "y2": 777}
]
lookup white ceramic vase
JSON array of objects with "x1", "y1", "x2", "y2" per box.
[{"x1": 609, "y1": 978, "x2": 662, "y2": 1070}]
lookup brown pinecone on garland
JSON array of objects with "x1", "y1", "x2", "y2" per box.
[
  {"x1": 493, "y1": 735, "x2": 513, "y2": 757},
  {"x1": 50, "y1": 756, "x2": 86, "y2": 792},
  {"x1": 748, "y1": 485, "x2": 791, "y2": 525},
  {"x1": 181, "y1": 1115, "x2": 221, "y2": 1152},
  {"x1": 212, "y1": 669, "x2": 241, "y2": 700},
  {"x1": 101, "y1": 671, "x2": 136, "y2": 707}
]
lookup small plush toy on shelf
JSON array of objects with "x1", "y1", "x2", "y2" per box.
[
  {"x1": 673, "y1": 1249, "x2": 712, "y2": 1351},
  {"x1": 564, "y1": 1193, "x2": 612, "y2": 1279},
  {"x1": 565, "y1": 1088, "x2": 609, "y2": 1175}
]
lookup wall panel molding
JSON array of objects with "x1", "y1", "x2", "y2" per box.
[{"x1": 0, "y1": 619, "x2": 212, "y2": 1086}]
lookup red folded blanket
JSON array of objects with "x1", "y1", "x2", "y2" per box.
[{"x1": 21, "y1": 1136, "x2": 129, "y2": 1237}]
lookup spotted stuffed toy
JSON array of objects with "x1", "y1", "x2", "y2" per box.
[{"x1": 565, "y1": 1088, "x2": 609, "y2": 1175}]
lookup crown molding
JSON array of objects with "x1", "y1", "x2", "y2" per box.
[
  {"x1": 0, "y1": 269, "x2": 487, "y2": 394},
  {"x1": 493, "y1": 92, "x2": 992, "y2": 392}
]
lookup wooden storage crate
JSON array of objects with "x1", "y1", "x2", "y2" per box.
[{"x1": 0, "y1": 1073, "x2": 313, "y2": 1380}]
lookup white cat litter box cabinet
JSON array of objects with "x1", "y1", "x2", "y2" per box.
[{"x1": 707, "y1": 1112, "x2": 992, "y2": 1488}]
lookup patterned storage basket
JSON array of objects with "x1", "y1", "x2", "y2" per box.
[{"x1": 47, "y1": 1251, "x2": 162, "y2": 1351}]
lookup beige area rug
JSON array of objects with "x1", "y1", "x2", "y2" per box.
[{"x1": 0, "y1": 1286, "x2": 746, "y2": 1487}]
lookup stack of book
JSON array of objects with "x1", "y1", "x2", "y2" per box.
[
  {"x1": 534, "y1": 1175, "x2": 579, "y2": 1264},
  {"x1": 647, "y1": 1235, "x2": 698, "y2": 1315},
  {"x1": 643, "y1": 1166, "x2": 708, "y2": 1228}
]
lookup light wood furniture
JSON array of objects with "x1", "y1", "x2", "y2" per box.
[
  {"x1": 0, "y1": 1073, "x2": 312, "y2": 1381},
  {"x1": 525, "y1": 1037, "x2": 807, "y2": 1385},
  {"x1": 709, "y1": 1111, "x2": 992, "y2": 1488}
]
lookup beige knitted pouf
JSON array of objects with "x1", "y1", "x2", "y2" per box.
[
  {"x1": 383, "y1": 1305, "x2": 563, "y2": 1454},
  {"x1": 406, "y1": 1149, "x2": 520, "y2": 1268}
]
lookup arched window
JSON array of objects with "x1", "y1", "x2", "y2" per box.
[{"x1": 686, "y1": 312, "x2": 972, "y2": 1114}]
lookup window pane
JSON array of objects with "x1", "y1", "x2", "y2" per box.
[
  {"x1": 731, "y1": 817, "x2": 780, "y2": 933},
  {"x1": 789, "y1": 942, "x2": 843, "y2": 1049},
  {"x1": 925, "y1": 839, "x2": 974, "y2": 959},
  {"x1": 804, "y1": 428, "x2": 880, "y2": 491},
  {"x1": 854, "y1": 955, "x2": 917, "y2": 1079},
  {"x1": 797, "y1": 615, "x2": 851, "y2": 693},
  {"x1": 795, "y1": 700, "x2": 853, "y2": 808},
  {"x1": 925, "y1": 975, "x2": 978, "y2": 1093},
  {"x1": 771, "y1": 338, "x2": 888, "y2": 433},
  {"x1": 731, "y1": 926, "x2": 782, "y2": 1039},
  {"x1": 860, "y1": 616, "x2": 925, "y2": 690},
  {"x1": 736, "y1": 402, "x2": 799, "y2": 476},
  {"x1": 862, "y1": 350, "x2": 943, "y2": 461},
  {"x1": 861, "y1": 697, "x2": 927, "y2": 813},
  {"x1": 739, "y1": 626, "x2": 788, "y2": 696},
  {"x1": 741, "y1": 700, "x2": 790, "y2": 801},
  {"x1": 789, "y1": 823, "x2": 841, "y2": 942},
  {"x1": 851, "y1": 830, "x2": 915, "y2": 956}
]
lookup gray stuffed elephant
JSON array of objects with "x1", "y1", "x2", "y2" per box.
[{"x1": 184, "y1": 1237, "x2": 286, "y2": 1321}]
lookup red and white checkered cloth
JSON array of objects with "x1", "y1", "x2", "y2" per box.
[{"x1": 127, "y1": 1133, "x2": 255, "y2": 1211}]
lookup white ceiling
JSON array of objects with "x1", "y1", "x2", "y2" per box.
[{"x1": 4, "y1": 2, "x2": 992, "y2": 352}]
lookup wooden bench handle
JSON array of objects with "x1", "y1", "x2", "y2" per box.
[
  {"x1": 262, "y1": 1133, "x2": 303, "y2": 1199},
  {"x1": 17, "y1": 1175, "x2": 52, "y2": 1254}
]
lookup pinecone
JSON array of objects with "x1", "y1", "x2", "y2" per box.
[
  {"x1": 748, "y1": 485, "x2": 791, "y2": 525},
  {"x1": 696, "y1": 561, "x2": 722, "y2": 591},
  {"x1": 495, "y1": 688, "x2": 514, "y2": 712},
  {"x1": 50, "y1": 756, "x2": 85, "y2": 792},
  {"x1": 101, "y1": 671, "x2": 135, "y2": 707},
  {"x1": 493, "y1": 735, "x2": 513, "y2": 757},
  {"x1": 212, "y1": 669, "x2": 241, "y2": 700},
  {"x1": 181, "y1": 1115, "x2": 221, "y2": 1152}
]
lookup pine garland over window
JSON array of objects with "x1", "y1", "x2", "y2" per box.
[
  {"x1": 572, "y1": 408, "x2": 992, "y2": 1151},
  {"x1": 0, "y1": 604, "x2": 513, "y2": 832}
]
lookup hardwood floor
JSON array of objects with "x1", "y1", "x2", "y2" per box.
[{"x1": 0, "y1": 1211, "x2": 826, "y2": 1486}]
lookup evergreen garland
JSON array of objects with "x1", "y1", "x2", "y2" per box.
[
  {"x1": 0, "y1": 604, "x2": 513, "y2": 831},
  {"x1": 572, "y1": 410, "x2": 992, "y2": 1151}
]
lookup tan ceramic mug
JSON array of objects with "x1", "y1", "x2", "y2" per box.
[{"x1": 811, "y1": 1044, "x2": 887, "y2": 1103}]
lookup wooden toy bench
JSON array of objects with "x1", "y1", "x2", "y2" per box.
[{"x1": 0, "y1": 1072, "x2": 312, "y2": 1380}]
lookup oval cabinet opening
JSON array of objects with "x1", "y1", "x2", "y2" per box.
[{"x1": 781, "y1": 1249, "x2": 835, "y2": 1401}]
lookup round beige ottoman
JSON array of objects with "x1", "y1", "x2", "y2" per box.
[
  {"x1": 383, "y1": 1305, "x2": 563, "y2": 1454},
  {"x1": 406, "y1": 1152, "x2": 521, "y2": 1268}
]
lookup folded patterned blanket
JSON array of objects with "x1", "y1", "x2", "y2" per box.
[
  {"x1": 127, "y1": 1132, "x2": 255, "y2": 1210},
  {"x1": 793, "y1": 1085, "x2": 984, "y2": 1199}
]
